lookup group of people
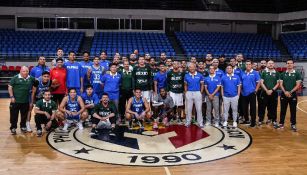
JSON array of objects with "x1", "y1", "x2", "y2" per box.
[{"x1": 8, "y1": 48, "x2": 302, "y2": 137}]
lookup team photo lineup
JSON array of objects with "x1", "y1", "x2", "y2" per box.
[{"x1": 8, "y1": 48, "x2": 302, "y2": 137}]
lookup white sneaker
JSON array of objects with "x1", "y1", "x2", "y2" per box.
[
  {"x1": 77, "y1": 122, "x2": 84, "y2": 130},
  {"x1": 62, "y1": 123, "x2": 70, "y2": 132},
  {"x1": 26, "y1": 121, "x2": 32, "y2": 132},
  {"x1": 223, "y1": 121, "x2": 228, "y2": 127},
  {"x1": 214, "y1": 122, "x2": 219, "y2": 127},
  {"x1": 233, "y1": 122, "x2": 238, "y2": 128}
]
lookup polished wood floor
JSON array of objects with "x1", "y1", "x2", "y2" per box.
[{"x1": 1, "y1": 97, "x2": 307, "y2": 175}]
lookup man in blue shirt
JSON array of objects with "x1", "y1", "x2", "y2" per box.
[
  {"x1": 87, "y1": 56, "x2": 105, "y2": 99},
  {"x1": 221, "y1": 65, "x2": 241, "y2": 128},
  {"x1": 30, "y1": 56, "x2": 50, "y2": 78},
  {"x1": 212, "y1": 58, "x2": 224, "y2": 79},
  {"x1": 240, "y1": 60, "x2": 260, "y2": 127},
  {"x1": 99, "y1": 51, "x2": 110, "y2": 71},
  {"x1": 154, "y1": 63, "x2": 167, "y2": 96},
  {"x1": 101, "y1": 63, "x2": 121, "y2": 111},
  {"x1": 79, "y1": 51, "x2": 93, "y2": 89},
  {"x1": 81, "y1": 85, "x2": 100, "y2": 120},
  {"x1": 204, "y1": 65, "x2": 221, "y2": 127},
  {"x1": 184, "y1": 63, "x2": 204, "y2": 128},
  {"x1": 63, "y1": 51, "x2": 83, "y2": 95}
]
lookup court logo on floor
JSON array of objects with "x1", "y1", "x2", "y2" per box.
[{"x1": 47, "y1": 125, "x2": 252, "y2": 166}]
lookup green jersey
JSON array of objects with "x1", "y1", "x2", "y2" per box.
[
  {"x1": 35, "y1": 99, "x2": 57, "y2": 114},
  {"x1": 280, "y1": 70, "x2": 302, "y2": 92},
  {"x1": 132, "y1": 65, "x2": 152, "y2": 91},
  {"x1": 261, "y1": 70, "x2": 280, "y2": 90},
  {"x1": 94, "y1": 102, "x2": 117, "y2": 117},
  {"x1": 166, "y1": 70, "x2": 185, "y2": 93},
  {"x1": 9, "y1": 74, "x2": 36, "y2": 103}
]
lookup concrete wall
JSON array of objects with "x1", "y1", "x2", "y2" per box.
[{"x1": 0, "y1": 18, "x2": 15, "y2": 28}]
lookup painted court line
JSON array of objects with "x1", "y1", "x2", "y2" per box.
[
  {"x1": 297, "y1": 100, "x2": 307, "y2": 114},
  {"x1": 164, "y1": 167, "x2": 172, "y2": 175}
]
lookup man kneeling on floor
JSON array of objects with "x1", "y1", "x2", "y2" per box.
[
  {"x1": 34, "y1": 90, "x2": 58, "y2": 137},
  {"x1": 90, "y1": 93, "x2": 117, "y2": 136}
]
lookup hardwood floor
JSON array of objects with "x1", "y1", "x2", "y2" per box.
[{"x1": 0, "y1": 97, "x2": 307, "y2": 175}]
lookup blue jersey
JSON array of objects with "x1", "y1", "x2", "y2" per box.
[
  {"x1": 131, "y1": 97, "x2": 145, "y2": 114},
  {"x1": 81, "y1": 92, "x2": 100, "y2": 105},
  {"x1": 101, "y1": 72, "x2": 121, "y2": 94},
  {"x1": 66, "y1": 95, "x2": 81, "y2": 112},
  {"x1": 35, "y1": 78, "x2": 51, "y2": 99},
  {"x1": 64, "y1": 61, "x2": 83, "y2": 88},
  {"x1": 90, "y1": 65, "x2": 105, "y2": 95},
  {"x1": 79, "y1": 61, "x2": 93, "y2": 87},
  {"x1": 30, "y1": 65, "x2": 50, "y2": 78},
  {"x1": 100, "y1": 60, "x2": 111, "y2": 71},
  {"x1": 154, "y1": 71, "x2": 167, "y2": 92}
]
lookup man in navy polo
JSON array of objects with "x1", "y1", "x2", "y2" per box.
[
  {"x1": 240, "y1": 60, "x2": 260, "y2": 127},
  {"x1": 184, "y1": 63, "x2": 204, "y2": 128},
  {"x1": 221, "y1": 65, "x2": 241, "y2": 128},
  {"x1": 204, "y1": 65, "x2": 221, "y2": 127}
]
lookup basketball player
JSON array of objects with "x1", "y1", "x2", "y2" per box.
[
  {"x1": 50, "y1": 58, "x2": 67, "y2": 106},
  {"x1": 79, "y1": 51, "x2": 93, "y2": 89},
  {"x1": 57, "y1": 88, "x2": 87, "y2": 132},
  {"x1": 81, "y1": 85, "x2": 100, "y2": 120},
  {"x1": 90, "y1": 93, "x2": 117, "y2": 135},
  {"x1": 125, "y1": 88, "x2": 151, "y2": 129},
  {"x1": 153, "y1": 62, "x2": 167, "y2": 96},
  {"x1": 34, "y1": 90, "x2": 58, "y2": 137},
  {"x1": 87, "y1": 56, "x2": 105, "y2": 99},
  {"x1": 64, "y1": 51, "x2": 83, "y2": 95}
]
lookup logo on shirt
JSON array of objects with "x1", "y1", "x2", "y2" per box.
[{"x1": 47, "y1": 125, "x2": 252, "y2": 166}]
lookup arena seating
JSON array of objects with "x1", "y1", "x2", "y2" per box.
[
  {"x1": 175, "y1": 32, "x2": 281, "y2": 59},
  {"x1": 0, "y1": 29, "x2": 84, "y2": 58},
  {"x1": 90, "y1": 32, "x2": 175, "y2": 57},
  {"x1": 281, "y1": 32, "x2": 307, "y2": 60}
]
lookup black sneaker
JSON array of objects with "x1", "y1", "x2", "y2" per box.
[
  {"x1": 249, "y1": 123, "x2": 256, "y2": 128},
  {"x1": 36, "y1": 130, "x2": 43, "y2": 137},
  {"x1": 10, "y1": 128, "x2": 17, "y2": 135},
  {"x1": 291, "y1": 125, "x2": 297, "y2": 132},
  {"x1": 89, "y1": 128, "x2": 98, "y2": 136},
  {"x1": 20, "y1": 127, "x2": 27, "y2": 133},
  {"x1": 241, "y1": 120, "x2": 251, "y2": 125}
]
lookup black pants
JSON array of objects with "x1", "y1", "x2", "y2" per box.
[
  {"x1": 10, "y1": 103, "x2": 29, "y2": 129},
  {"x1": 260, "y1": 91, "x2": 278, "y2": 122},
  {"x1": 257, "y1": 90, "x2": 265, "y2": 121},
  {"x1": 238, "y1": 94, "x2": 244, "y2": 117},
  {"x1": 242, "y1": 93, "x2": 257, "y2": 125},
  {"x1": 280, "y1": 93, "x2": 297, "y2": 125},
  {"x1": 34, "y1": 114, "x2": 58, "y2": 130},
  {"x1": 119, "y1": 90, "x2": 133, "y2": 118}
]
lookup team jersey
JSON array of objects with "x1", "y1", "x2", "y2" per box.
[
  {"x1": 79, "y1": 61, "x2": 93, "y2": 87},
  {"x1": 101, "y1": 72, "x2": 121, "y2": 93},
  {"x1": 66, "y1": 95, "x2": 81, "y2": 112},
  {"x1": 131, "y1": 97, "x2": 145, "y2": 114},
  {"x1": 35, "y1": 99, "x2": 57, "y2": 115},
  {"x1": 132, "y1": 66, "x2": 152, "y2": 91},
  {"x1": 154, "y1": 71, "x2": 167, "y2": 92},
  {"x1": 64, "y1": 61, "x2": 82, "y2": 88},
  {"x1": 90, "y1": 65, "x2": 105, "y2": 95},
  {"x1": 50, "y1": 67, "x2": 67, "y2": 94},
  {"x1": 100, "y1": 60, "x2": 111, "y2": 71},
  {"x1": 34, "y1": 78, "x2": 51, "y2": 99},
  {"x1": 166, "y1": 70, "x2": 185, "y2": 93},
  {"x1": 94, "y1": 102, "x2": 117, "y2": 117},
  {"x1": 30, "y1": 65, "x2": 50, "y2": 78},
  {"x1": 81, "y1": 92, "x2": 100, "y2": 106}
]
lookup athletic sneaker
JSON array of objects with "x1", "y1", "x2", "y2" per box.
[
  {"x1": 249, "y1": 123, "x2": 256, "y2": 128},
  {"x1": 278, "y1": 124, "x2": 284, "y2": 129},
  {"x1": 258, "y1": 121, "x2": 264, "y2": 126},
  {"x1": 36, "y1": 130, "x2": 42, "y2": 137},
  {"x1": 153, "y1": 122, "x2": 158, "y2": 129},
  {"x1": 199, "y1": 124, "x2": 204, "y2": 128},
  {"x1": 10, "y1": 128, "x2": 16, "y2": 135},
  {"x1": 273, "y1": 121, "x2": 278, "y2": 128},
  {"x1": 20, "y1": 127, "x2": 27, "y2": 133},
  {"x1": 214, "y1": 122, "x2": 219, "y2": 127},
  {"x1": 163, "y1": 117, "x2": 169, "y2": 127},
  {"x1": 89, "y1": 128, "x2": 98, "y2": 136},
  {"x1": 223, "y1": 121, "x2": 228, "y2": 127},
  {"x1": 137, "y1": 121, "x2": 144, "y2": 130},
  {"x1": 241, "y1": 120, "x2": 251, "y2": 125},
  {"x1": 205, "y1": 122, "x2": 211, "y2": 126},
  {"x1": 291, "y1": 125, "x2": 297, "y2": 132},
  {"x1": 26, "y1": 121, "x2": 32, "y2": 132},
  {"x1": 62, "y1": 123, "x2": 70, "y2": 132},
  {"x1": 77, "y1": 122, "x2": 84, "y2": 130},
  {"x1": 266, "y1": 120, "x2": 272, "y2": 125},
  {"x1": 233, "y1": 122, "x2": 238, "y2": 128}
]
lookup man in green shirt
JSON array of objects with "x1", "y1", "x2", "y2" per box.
[
  {"x1": 119, "y1": 60, "x2": 133, "y2": 120},
  {"x1": 279, "y1": 59, "x2": 302, "y2": 131},
  {"x1": 132, "y1": 56, "x2": 152, "y2": 102},
  {"x1": 236, "y1": 53, "x2": 246, "y2": 71},
  {"x1": 260, "y1": 60, "x2": 280, "y2": 127},
  {"x1": 34, "y1": 90, "x2": 58, "y2": 137},
  {"x1": 90, "y1": 93, "x2": 117, "y2": 136},
  {"x1": 8, "y1": 66, "x2": 36, "y2": 135}
]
